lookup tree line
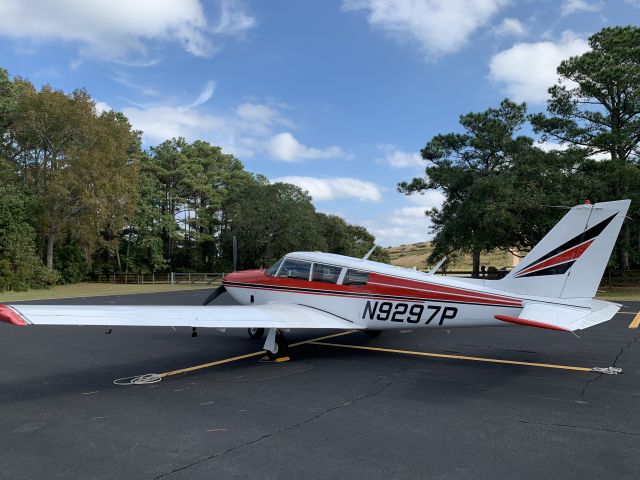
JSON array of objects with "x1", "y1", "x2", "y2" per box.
[
  {"x1": 400, "y1": 26, "x2": 640, "y2": 277},
  {"x1": 0, "y1": 71, "x2": 388, "y2": 291}
]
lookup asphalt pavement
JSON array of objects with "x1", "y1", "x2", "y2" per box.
[{"x1": 1, "y1": 290, "x2": 639, "y2": 479}]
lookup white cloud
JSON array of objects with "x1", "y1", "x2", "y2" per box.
[
  {"x1": 94, "y1": 101, "x2": 112, "y2": 114},
  {"x1": 378, "y1": 144, "x2": 423, "y2": 168},
  {"x1": 273, "y1": 176, "x2": 382, "y2": 202},
  {"x1": 493, "y1": 18, "x2": 527, "y2": 37},
  {"x1": 536, "y1": 140, "x2": 610, "y2": 161},
  {"x1": 122, "y1": 99, "x2": 344, "y2": 162},
  {"x1": 267, "y1": 132, "x2": 348, "y2": 162},
  {"x1": 342, "y1": 0, "x2": 509, "y2": 59},
  {"x1": 214, "y1": 0, "x2": 257, "y2": 33},
  {"x1": 0, "y1": 0, "x2": 255, "y2": 60},
  {"x1": 489, "y1": 31, "x2": 590, "y2": 103},
  {"x1": 123, "y1": 105, "x2": 227, "y2": 144},
  {"x1": 189, "y1": 80, "x2": 216, "y2": 108},
  {"x1": 561, "y1": 0, "x2": 601, "y2": 16},
  {"x1": 365, "y1": 190, "x2": 445, "y2": 246},
  {"x1": 235, "y1": 103, "x2": 291, "y2": 136}
]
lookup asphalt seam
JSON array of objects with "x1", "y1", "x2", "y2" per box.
[
  {"x1": 518, "y1": 420, "x2": 640, "y2": 437},
  {"x1": 152, "y1": 381, "x2": 393, "y2": 479}
]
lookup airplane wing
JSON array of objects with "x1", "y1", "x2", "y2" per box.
[
  {"x1": 495, "y1": 299, "x2": 621, "y2": 332},
  {"x1": 0, "y1": 303, "x2": 363, "y2": 330}
]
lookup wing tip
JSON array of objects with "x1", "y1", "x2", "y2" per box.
[
  {"x1": 0, "y1": 304, "x2": 29, "y2": 326},
  {"x1": 494, "y1": 314, "x2": 571, "y2": 332}
]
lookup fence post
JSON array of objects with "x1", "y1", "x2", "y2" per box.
[
  {"x1": 170, "y1": 272, "x2": 174, "y2": 285},
  {"x1": 152, "y1": 273, "x2": 155, "y2": 285}
]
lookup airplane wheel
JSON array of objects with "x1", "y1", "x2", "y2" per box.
[
  {"x1": 265, "y1": 333, "x2": 290, "y2": 360},
  {"x1": 364, "y1": 330, "x2": 382, "y2": 338},
  {"x1": 248, "y1": 328, "x2": 265, "y2": 339}
]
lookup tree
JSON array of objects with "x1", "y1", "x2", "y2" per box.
[
  {"x1": 399, "y1": 100, "x2": 531, "y2": 276},
  {"x1": 141, "y1": 138, "x2": 254, "y2": 272},
  {"x1": 315, "y1": 213, "x2": 389, "y2": 262},
  {"x1": 0, "y1": 182, "x2": 58, "y2": 291},
  {"x1": 399, "y1": 100, "x2": 579, "y2": 276},
  {"x1": 530, "y1": 26, "x2": 640, "y2": 270},
  {"x1": 6, "y1": 81, "x2": 139, "y2": 270},
  {"x1": 222, "y1": 181, "x2": 327, "y2": 270}
]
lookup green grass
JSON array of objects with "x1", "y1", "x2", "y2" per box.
[
  {"x1": 595, "y1": 287, "x2": 640, "y2": 301},
  {"x1": 0, "y1": 282, "x2": 215, "y2": 302}
]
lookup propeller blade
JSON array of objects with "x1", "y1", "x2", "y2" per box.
[{"x1": 202, "y1": 285, "x2": 227, "y2": 306}]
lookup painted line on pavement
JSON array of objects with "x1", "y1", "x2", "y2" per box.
[
  {"x1": 159, "y1": 330, "x2": 356, "y2": 378},
  {"x1": 629, "y1": 312, "x2": 640, "y2": 329},
  {"x1": 309, "y1": 341, "x2": 594, "y2": 373}
]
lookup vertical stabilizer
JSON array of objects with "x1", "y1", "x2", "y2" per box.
[{"x1": 495, "y1": 200, "x2": 630, "y2": 299}]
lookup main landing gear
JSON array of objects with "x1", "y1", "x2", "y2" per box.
[{"x1": 261, "y1": 328, "x2": 290, "y2": 363}]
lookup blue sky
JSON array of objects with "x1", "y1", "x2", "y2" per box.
[{"x1": 1, "y1": 0, "x2": 638, "y2": 245}]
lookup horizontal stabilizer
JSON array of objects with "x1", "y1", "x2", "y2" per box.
[{"x1": 494, "y1": 300, "x2": 620, "y2": 332}]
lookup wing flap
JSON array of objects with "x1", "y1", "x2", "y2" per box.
[
  {"x1": 1, "y1": 303, "x2": 362, "y2": 330},
  {"x1": 494, "y1": 300, "x2": 621, "y2": 332}
]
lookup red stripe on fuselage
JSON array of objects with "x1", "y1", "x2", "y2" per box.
[{"x1": 225, "y1": 271, "x2": 523, "y2": 307}]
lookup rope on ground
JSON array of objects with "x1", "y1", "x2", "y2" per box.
[{"x1": 113, "y1": 374, "x2": 163, "y2": 385}]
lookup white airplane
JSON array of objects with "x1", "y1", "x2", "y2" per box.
[{"x1": 0, "y1": 199, "x2": 630, "y2": 361}]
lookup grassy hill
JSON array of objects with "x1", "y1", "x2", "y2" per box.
[{"x1": 386, "y1": 242, "x2": 517, "y2": 272}]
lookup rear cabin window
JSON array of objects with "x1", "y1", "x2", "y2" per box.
[
  {"x1": 343, "y1": 269, "x2": 369, "y2": 286},
  {"x1": 266, "y1": 258, "x2": 284, "y2": 276},
  {"x1": 276, "y1": 259, "x2": 311, "y2": 280},
  {"x1": 311, "y1": 263, "x2": 342, "y2": 284}
]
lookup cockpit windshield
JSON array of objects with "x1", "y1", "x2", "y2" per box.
[{"x1": 265, "y1": 258, "x2": 284, "y2": 276}]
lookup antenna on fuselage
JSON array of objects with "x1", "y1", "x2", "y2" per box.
[
  {"x1": 427, "y1": 256, "x2": 447, "y2": 275},
  {"x1": 362, "y1": 245, "x2": 377, "y2": 261}
]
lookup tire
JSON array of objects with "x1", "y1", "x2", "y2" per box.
[
  {"x1": 247, "y1": 328, "x2": 265, "y2": 339},
  {"x1": 265, "y1": 333, "x2": 289, "y2": 360},
  {"x1": 364, "y1": 330, "x2": 382, "y2": 338}
]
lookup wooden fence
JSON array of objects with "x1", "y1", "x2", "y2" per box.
[
  {"x1": 92, "y1": 269, "x2": 639, "y2": 287},
  {"x1": 93, "y1": 273, "x2": 224, "y2": 285}
]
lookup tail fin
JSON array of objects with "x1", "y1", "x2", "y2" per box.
[{"x1": 496, "y1": 200, "x2": 630, "y2": 299}]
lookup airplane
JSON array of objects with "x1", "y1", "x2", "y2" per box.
[{"x1": 0, "y1": 199, "x2": 630, "y2": 362}]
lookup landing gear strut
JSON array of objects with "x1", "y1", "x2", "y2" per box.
[{"x1": 262, "y1": 328, "x2": 290, "y2": 362}]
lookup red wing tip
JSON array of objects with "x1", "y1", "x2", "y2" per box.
[
  {"x1": 494, "y1": 314, "x2": 571, "y2": 332},
  {"x1": 0, "y1": 305, "x2": 28, "y2": 326}
]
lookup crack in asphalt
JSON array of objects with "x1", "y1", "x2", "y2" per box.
[
  {"x1": 580, "y1": 331, "x2": 639, "y2": 396},
  {"x1": 153, "y1": 381, "x2": 393, "y2": 479},
  {"x1": 518, "y1": 419, "x2": 640, "y2": 437}
]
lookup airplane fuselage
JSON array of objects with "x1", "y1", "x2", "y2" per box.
[{"x1": 223, "y1": 252, "x2": 525, "y2": 330}]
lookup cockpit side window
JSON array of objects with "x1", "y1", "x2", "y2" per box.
[
  {"x1": 342, "y1": 269, "x2": 369, "y2": 286},
  {"x1": 266, "y1": 258, "x2": 284, "y2": 276},
  {"x1": 276, "y1": 259, "x2": 312, "y2": 280},
  {"x1": 311, "y1": 263, "x2": 342, "y2": 284}
]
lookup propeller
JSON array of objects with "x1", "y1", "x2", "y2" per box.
[
  {"x1": 202, "y1": 285, "x2": 227, "y2": 306},
  {"x1": 202, "y1": 235, "x2": 237, "y2": 306}
]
